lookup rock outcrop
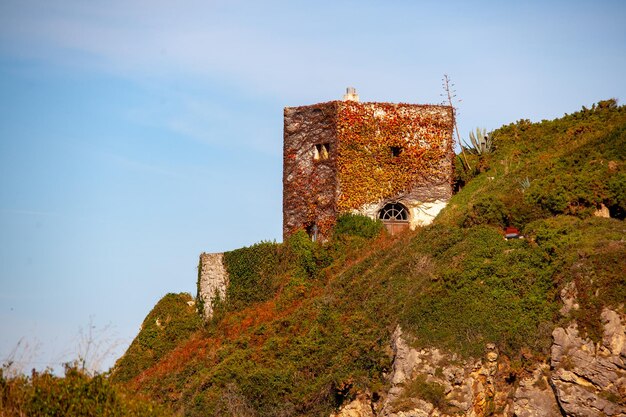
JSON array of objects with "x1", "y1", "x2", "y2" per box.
[
  {"x1": 330, "y1": 392, "x2": 375, "y2": 417},
  {"x1": 331, "y1": 309, "x2": 626, "y2": 417},
  {"x1": 378, "y1": 326, "x2": 477, "y2": 416},
  {"x1": 550, "y1": 309, "x2": 626, "y2": 417}
]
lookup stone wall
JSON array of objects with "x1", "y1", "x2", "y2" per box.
[
  {"x1": 197, "y1": 252, "x2": 229, "y2": 320},
  {"x1": 283, "y1": 102, "x2": 339, "y2": 240}
]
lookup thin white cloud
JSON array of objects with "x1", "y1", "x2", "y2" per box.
[
  {"x1": 0, "y1": 1, "x2": 450, "y2": 101},
  {"x1": 1, "y1": 209, "x2": 59, "y2": 217},
  {"x1": 1, "y1": 0, "x2": 624, "y2": 139},
  {"x1": 99, "y1": 151, "x2": 187, "y2": 180}
]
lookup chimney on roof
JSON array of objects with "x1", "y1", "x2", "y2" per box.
[{"x1": 342, "y1": 87, "x2": 359, "y2": 102}]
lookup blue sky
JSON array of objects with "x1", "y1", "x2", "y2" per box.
[{"x1": 1, "y1": 0, "x2": 625, "y2": 373}]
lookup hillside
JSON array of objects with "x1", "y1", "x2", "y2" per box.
[{"x1": 111, "y1": 100, "x2": 626, "y2": 417}]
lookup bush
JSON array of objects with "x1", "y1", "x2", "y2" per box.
[
  {"x1": 223, "y1": 241, "x2": 285, "y2": 310},
  {"x1": 402, "y1": 225, "x2": 558, "y2": 358},
  {"x1": 526, "y1": 216, "x2": 626, "y2": 340},
  {"x1": 111, "y1": 293, "x2": 201, "y2": 383},
  {"x1": 462, "y1": 196, "x2": 508, "y2": 227},
  {"x1": 332, "y1": 214, "x2": 384, "y2": 239},
  {"x1": 393, "y1": 374, "x2": 446, "y2": 411},
  {"x1": 445, "y1": 100, "x2": 626, "y2": 227},
  {"x1": 1, "y1": 364, "x2": 170, "y2": 416},
  {"x1": 607, "y1": 172, "x2": 626, "y2": 219}
]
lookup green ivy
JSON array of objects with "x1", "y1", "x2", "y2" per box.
[{"x1": 223, "y1": 241, "x2": 285, "y2": 310}]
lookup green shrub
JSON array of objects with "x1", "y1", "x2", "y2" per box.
[
  {"x1": 607, "y1": 171, "x2": 626, "y2": 219},
  {"x1": 393, "y1": 374, "x2": 446, "y2": 411},
  {"x1": 111, "y1": 293, "x2": 201, "y2": 383},
  {"x1": 220, "y1": 234, "x2": 332, "y2": 313},
  {"x1": 333, "y1": 214, "x2": 384, "y2": 240},
  {"x1": 462, "y1": 196, "x2": 508, "y2": 227},
  {"x1": 403, "y1": 225, "x2": 558, "y2": 358},
  {"x1": 1, "y1": 365, "x2": 170, "y2": 416},
  {"x1": 526, "y1": 216, "x2": 626, "y2": 340},
  {"x1": 445, "y1": 100, "x2": 626, "y2": 227},
  {"x1": 285, "y1": 231, "x2": 319, "y2": 279},
  {"x1": 285, "y1": 230, "x2": 333, "y2": 281}
]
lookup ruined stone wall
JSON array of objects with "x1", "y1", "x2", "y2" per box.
[
  {"x1": 283, "y1": 100, "x2": 455, "y2": 240},
  {"x1": 283, "y1": 102, "x2": 339, "y2": 241},
  {"x1": 197, "y1": 252, "x2": 229, "y2": 320}
]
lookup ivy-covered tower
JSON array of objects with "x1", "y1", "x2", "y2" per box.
[{"x1": 283, "y1": 88, "x2": 455, "y2": 241}]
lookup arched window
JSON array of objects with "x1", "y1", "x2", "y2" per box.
[
  {"x1": 378, "y1": 203, "x2": 408, "y2": 221},
  {"x1": 378, "y1": 202, "x2": 409, "y2": 235}
]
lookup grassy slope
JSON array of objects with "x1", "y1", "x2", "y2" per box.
[
  {"x1": 111, "y1": 293, "x2": 202, "y2": 384},
  {"x1": 113, "y1": 101, "x2": 626, "y2": 417}
]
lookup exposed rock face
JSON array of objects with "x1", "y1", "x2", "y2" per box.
[
  {"x1": 197, "y1": 252, "x2": 228, "y2": 320},
  {"x1": 331, "y1": 310, "x2": 626, "y2": 417},
  {"x1": 550, "y1": 310, "x2": 626, "y2": 417},
  {"x1": 602, "y1": 309, "x2": 626, "y2": 358},
  {"x1": 330, "y1": 393, "x2": 375, "y2": 417},
  {"x1": 513, "y1": 364, "x2": 560, "y2": 417},
  {"x1": 594, "y1": 203, "x2": 611, "y2": 218},
  {"x1": 378, "y1": 326, "x2": 478, "y2": 417}
]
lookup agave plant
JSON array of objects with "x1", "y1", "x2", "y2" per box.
[
  {"x1": 518, "y1": 176, "x2": 531, "y2": 193},
  {"x1": 465, "y1": 127, "x2": 493, "y2": 155}
]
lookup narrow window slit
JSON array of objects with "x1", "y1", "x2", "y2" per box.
[{"x1": 314, "y1": 143, "x2": 330, "y2": 160}]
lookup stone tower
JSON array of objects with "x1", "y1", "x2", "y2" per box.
[{"x1": 283, "y1": 88, "x2": 455, "y2": 241}]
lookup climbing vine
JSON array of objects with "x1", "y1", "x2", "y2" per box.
[
  {"x1": 336, "y1": 101, "x2": 454, "y2": 210},
  {"x1": 283, "y1": 101, "x2": 454, "y2": 239},
  {"x1": 284, "y1": 157, "x2": 337, "y2": 234},
  {"x1": 283, "y1": 102, "x2": 340, "y2": 239}
]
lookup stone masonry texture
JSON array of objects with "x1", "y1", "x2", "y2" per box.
[{"x1": 197, "y1": 252, "x2": 229, "y2": 320}]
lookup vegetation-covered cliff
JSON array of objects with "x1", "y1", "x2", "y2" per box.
[
  {"x1": 5, "y1": 100, "x2": 622, "y2": 416},
  {"x1": 111, "y1": 100, "x2": 625, "y2": 417}
]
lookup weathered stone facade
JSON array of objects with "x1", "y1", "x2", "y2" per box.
[
  {"x1": 283, "y1": 102, "x2": 339, "y2": 241},
  {"x1": 197, "y1": 252, "x2": 229, "y2": 320},
  {"x1": 283, "y1": 95, "x2": 454, "y2": 241}
]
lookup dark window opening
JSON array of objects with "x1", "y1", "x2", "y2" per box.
[
  {"x1": 314, "y1": 143, "x2": 330, "y2": 160},
  {"x1": 378, "y1": 202, "x2": 408, "y2": 221},
  {"x1": 306, "y1": 223, "x2": 319, "y2": 241},
  {"x1": 390, "y1": 146, "x2": 402, "y2": 157}
]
